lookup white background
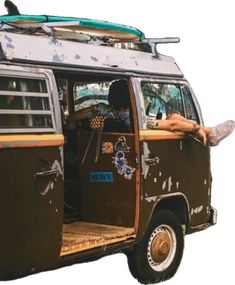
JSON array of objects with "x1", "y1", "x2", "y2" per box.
[{"x1": 1, "y1": 0, "x2": 235, "y2": 284}]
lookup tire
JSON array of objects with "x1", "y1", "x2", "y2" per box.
[{"x1": 127, "y1": 210, "x2": 184, "y2": 284}]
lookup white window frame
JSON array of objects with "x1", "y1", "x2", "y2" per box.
[{"x1": 0, "y1": 70, "x2": 56, "y2": 134}]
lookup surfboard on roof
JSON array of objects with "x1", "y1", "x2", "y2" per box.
[{"x1": 0, "y1": 14, "x2": 145, "y2": 41}]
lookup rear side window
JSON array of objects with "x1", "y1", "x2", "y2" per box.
[
  {"x1": 73, "y1": 82, "x2": 110, "y2": 112},
  {"x1": 0, "y1": 76, "x2": 55, "y2": 133}
]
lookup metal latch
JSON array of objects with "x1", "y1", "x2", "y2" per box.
[
  {"x1": 34, "y1": 169, "x2": 60, "y2": 178},
  {"x1": 145, "y1": 156, "x2": 159, "y2": 166}
]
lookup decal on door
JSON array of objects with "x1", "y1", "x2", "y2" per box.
[
  {"x1": 101, "y1": 142, "x2": 114, "y2": 154},
  {"x1": 112, "y1": 136, "x2": 135, "y2": 180},
  {"x1": 90, "y1": 171, "x2": 114, "y2": 183},
  {"x1": 114, "y1": 136, "x2": 130, "y2": 153}
]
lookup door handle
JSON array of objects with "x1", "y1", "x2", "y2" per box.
[
  {"x1": 34, "y1": 161, "x2": 62, "y2": 196},
  {"x1": 145, "y1": 156, "x2": 160, "y2": 166}
]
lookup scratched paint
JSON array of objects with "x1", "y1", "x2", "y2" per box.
[
  {"x1": 167, "y1": 176, "x2": 173, "y2": 192},
  {"x1": 144, "y1": 196, "x2": 158, "y2": 203},
  {"x1": 6, "y1": 42, "x2": 14, "y2": 49},
  {"x1": 142, "y1": 142, "x2": 151, "y2": 179},
  {"x1": 4, "y1": 34, "x2": 12, "y2": 43},
  {"x1": 59, "y1": 146, "x2": 64, "y2": 180},
  {"x1": 53, "y1": 53, "x2": 65, "y2": 63},
  {"x1": 180, "y1": 141, "x2": 183, "y2": 150},
  {"x1": 49, "y1": 38, "x2": 60, "y2": 46},
  {"x1": 191, "y1": 205, "x2": 204, "y2": 215},
  {"x1": 162, "y1": 180, "x2": 166, "y2": 191},
  {"x1": 155, "y1": 157, "x2": 160, "y2": 164},
  {"x1": 161, "y1": 176, "x2": 173, "y2": 192},
  {"x1": 90, "y1": 56, "x2": 98, "y2": 62}
]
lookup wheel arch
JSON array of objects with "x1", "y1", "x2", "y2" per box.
[{"x1": 153, "y1": 194, "x2": 190, "y2": 232}]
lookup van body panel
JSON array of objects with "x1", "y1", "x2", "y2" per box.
[
  {"x1": 0, "y1": 144, "x2": 63, "y2": 278},
  {"x1": 0, "y1": 65, "x2": 64, "y2": 278},
  {"x1": 139, "y1": 136, "x2": 211, "y2": 229},
  {"x1": 77, "y1": 131, "x2": 137, "y2": 227}
]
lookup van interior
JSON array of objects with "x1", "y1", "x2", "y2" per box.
[{"x1": 54, "y1": 72, "x2": 137, "y2": 256}]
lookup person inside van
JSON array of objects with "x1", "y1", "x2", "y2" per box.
[
  {"x1": 67, "y1": 79, "x2": 235, "y2": 147},
  {"x1": 65, "y1": 79, "x2": 130, "y2": 163},
  {"x1": 147, "y1": 112, "x2": 235, "y2": 146},
  {"x1": 66, "y1": 79, "x2": 131, "y2": 131}
]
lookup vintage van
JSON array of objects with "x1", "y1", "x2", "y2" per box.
[{"x1": 0, "y1": 14, "x2": 217, "y2": 284}]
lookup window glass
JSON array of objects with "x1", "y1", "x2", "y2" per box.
[
  {"x1": 73, "y1": 82, "x2": 110, "y2": 111},
  {"x1": 142, "y1": 82, "x2": 183, "y2": 119},
  {"x1": 182, "y1": 85, "x2": 199, "y2": 122},
  {"x1": 0, "y1": 77, "x2": 47, "y2": 92},
  {"x1": 0, "y1": 76, "x2": 54, "y2": 131}
]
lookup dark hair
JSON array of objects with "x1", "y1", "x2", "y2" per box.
[{"x1": 108, "y1": 79, "x2": 130, "y2": 110}]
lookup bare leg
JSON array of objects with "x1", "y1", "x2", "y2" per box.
[
  {"x1": 166, "y1": 114, "x2": 235, "y2": 146},
  {"x1": 167, "y1": 113, "x2": 212, "y2": 134},
  {"x1": 166, "y1": 113, "x2": 207, "y2": 145},
  {"x1": 201, "y1": 126, "x2": 212, "y2": 136},
  {"x1": 148, "y1": 113, "x2": 235, "y2": 146},
  {"x1": 166, "y1": 113, "x2": 191, "y2": 122},
  {"x1": 147, "y1": 114, "x2": 207, "y2": 145}
]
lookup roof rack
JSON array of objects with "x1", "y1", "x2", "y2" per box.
[
  {"x1": 143, "y1": 37, "x2": 180, "y2": 58},
  {"x1": 113, "y1": 37, "x2": 180, "y2": 57}
]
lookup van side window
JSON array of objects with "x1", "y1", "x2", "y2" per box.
[
  {"x1": 73, "y1": 81, "x2": 109, "y2": 111},
  {"x1": 0, "y1": 76, "x2": 55, "y2": 132},
  {"x1": 181, "y1": 85, "x2": 199, "y2": 122},
  {"x1": 142, "y1": 82, "x2": 183, "y2": 119}
]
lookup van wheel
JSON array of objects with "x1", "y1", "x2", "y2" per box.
[{"x1": 127, "y1": 210, "x2": 184, "y2": 284}]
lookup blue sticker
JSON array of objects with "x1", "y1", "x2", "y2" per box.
[{"x1": 90, "y1": 172, "x2": 113, "y2": 183}]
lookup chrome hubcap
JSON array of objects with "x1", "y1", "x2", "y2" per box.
[{"x1": 147, "y1": 224, "x2": 177, "y2": 271}]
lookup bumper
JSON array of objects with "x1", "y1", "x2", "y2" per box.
[{"x1": 209, "y1": 206, "x2": 217, "y2": 226}]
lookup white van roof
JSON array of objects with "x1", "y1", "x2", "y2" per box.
[{"x1": 0, "y1": 30, "x2": 183, "y2": 77}]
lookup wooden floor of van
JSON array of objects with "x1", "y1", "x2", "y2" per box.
[{"x1": 60, "y1": 222, "x2": 136, "y2": 256}]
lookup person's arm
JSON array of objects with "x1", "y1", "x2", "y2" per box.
[
  {"x1": 66, "y1": 103, "x2": 110, "y2": 129},
  {"x1": 66, "y1": 105, "x2": 96, "y2": 129},
  {"x1": 72, "y1": 105, "x2": 97, "y2": 121}
]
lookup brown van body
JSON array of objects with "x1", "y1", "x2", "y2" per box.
[{"x1": 0, "y1": 29, "x2": 216, "y2": 283}]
